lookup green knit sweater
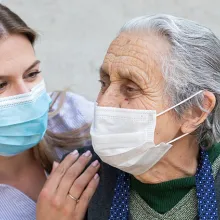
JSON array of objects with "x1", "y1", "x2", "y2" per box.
[{"x1": 131, "y1": 143, "x2": 220, "y2": 214}]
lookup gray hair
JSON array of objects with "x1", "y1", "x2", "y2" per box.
[{"x1": 120, "y1": 14, "x2": 220, "y2": 148}]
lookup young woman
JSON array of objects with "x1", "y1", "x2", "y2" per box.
[{"x1": 0, "y1": 4, "x2": 98, "y2": 220}]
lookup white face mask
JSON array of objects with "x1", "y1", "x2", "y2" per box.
[{"x1": 90, "y1": 91, "x2": 203, "y2": 175}]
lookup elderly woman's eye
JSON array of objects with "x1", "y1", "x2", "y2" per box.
[
  {"x1": 0, "y1": 81, "x2": 8, "y2": 90},
  {"x1": 126, "y1": 86, "x2": 136, "y2": 93},
  {"x1": 98, "y1": 80, "x2": 106, "y2": 88}
]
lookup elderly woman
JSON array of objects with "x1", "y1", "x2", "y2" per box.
[{"x1": 87, "y1": 14, "x2": 220, "y2": 219}]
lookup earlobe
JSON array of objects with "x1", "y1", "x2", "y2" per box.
[
  {"x1": 180, "y1": 91, "x2": 216, "y2": 134},
  {"x1": 181, "y1": 121, "x2": 199, "y2": 134}
]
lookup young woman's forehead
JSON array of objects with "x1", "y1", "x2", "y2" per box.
[{"x1": 0, "y1": 34, "x2": 37, "y2": 77}]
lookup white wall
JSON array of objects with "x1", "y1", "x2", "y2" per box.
[{"x1": 4, "y1": 0, "x2": 220, "y2": 100}]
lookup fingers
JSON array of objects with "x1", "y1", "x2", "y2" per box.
[
  {"x1": 51, "y1": 161, "x2": 59, "y2": 174},
  {"x1": 74, "y1": 173, "x2": 100, "y2": 219},
  {"x1": 56, "y1": 150, "x2": 95, "y2": 200},
  {"x1": 37, "y1": 150, "x2": 100, "y2": 220},
  {"x1": 69, "y1": 160, "x2": 100, "y2": 201},
  {"x1": 68, "y1": 159, "x2": 100, "y2": 200},
  {"x1": 44, "y1": 150, "x2": 79, "y2": 194}
]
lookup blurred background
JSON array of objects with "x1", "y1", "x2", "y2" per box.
[{"x1": 3, "y1": 0, "x2": 220, "y2": 101}]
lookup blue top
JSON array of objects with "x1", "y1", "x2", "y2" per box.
[{"x1": 0, "y1": 92, "x2": 94, "y2": 220}]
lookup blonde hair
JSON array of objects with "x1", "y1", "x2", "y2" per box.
[{"x1": 34, "y1": 91, "x2": 91, "y2": 173}]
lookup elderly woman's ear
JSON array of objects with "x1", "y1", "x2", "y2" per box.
[{"x1": 181, "y1": 91, "x2": 216, "y2": 134}]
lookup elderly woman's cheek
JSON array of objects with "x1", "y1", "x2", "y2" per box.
[
  {"x1": 154, "y1": 113, "x2": 182, "y2": 145},
  {"x1": 120, "y1": 96, "x2": 150, "y2": 110}
]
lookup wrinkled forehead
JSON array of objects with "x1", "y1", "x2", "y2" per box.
[
  {"x1": 102, "y1": 33, "x2": 170, "y2": 81},
  {"x1": 110, "y1": 34, "x2": 151, "y2": 49},
  {"x1": 100, "y1": 33, "x2": 171, "y2": 90},
  {"x1": 108, "y1": 32, "x2": 170, "y2": 56},
  {"x1": 103, "y1": 33, "x2": 170, "y2": 71}
]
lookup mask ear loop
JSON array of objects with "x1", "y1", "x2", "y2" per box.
[
  {"x1": 156, "y1": 90, "x2": 203, "y2": 145},
  {"x1": 167, "y1": 133, "x2": 189, "y2": 145},
  {"x1": 156, "y1": 90, "x2": 203, "y2": 117}
]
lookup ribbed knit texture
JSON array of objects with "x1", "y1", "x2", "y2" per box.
[
  {"x1": 131, "y1": 174, "x2": 195, "y2": 214},
  {"x1": 130, "y1": 143, "x2": 220, "y2": 215}
]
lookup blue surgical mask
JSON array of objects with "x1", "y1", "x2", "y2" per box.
[{"x1": 0, "y1": 80, "x2": 51, "y2": 156}]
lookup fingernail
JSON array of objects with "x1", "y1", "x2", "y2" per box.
[
  {"x1": 91, "y1": 160, "x2": 99, "y2": 167},
  {"x1": 71, "y1": 150, "x2": 79, "y2": 155},
  {"x1": 94, "y1": 173, "x2": 99, "y2": 180},
  {"x1": 84, "y1": 150, "x2": 91, "y2": 157},
  {"x1": 53, "y1": 161, "x2": 59, "y2": 169}
]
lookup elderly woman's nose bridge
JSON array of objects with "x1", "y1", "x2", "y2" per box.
[{"x1": 99, "y1": 84, "x2": 124, "y2": 107}]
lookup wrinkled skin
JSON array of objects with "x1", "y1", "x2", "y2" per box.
[{"x1": 97, "y1": 33, "x2": 216, "y2": 183}]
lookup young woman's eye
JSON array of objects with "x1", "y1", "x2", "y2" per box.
[
  {"x1": 0, "y1": 81, "x2": 8, "y2": 90},
  {"x1": 26, "y1": 71, "x2": 41, "y2": 79}
]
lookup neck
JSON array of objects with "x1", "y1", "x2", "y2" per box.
[
  {"x1": 135, "y1": 136, "x2": 199, "y2": 184},
  {"x1": 0, "y1": 149, "x2": 36, "y2": 182}
]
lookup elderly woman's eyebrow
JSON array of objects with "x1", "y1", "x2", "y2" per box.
[{"x1": 99, "y1": 67, "x2": 109, "y2": 76}]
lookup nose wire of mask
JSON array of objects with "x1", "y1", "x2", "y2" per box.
[
  {"x1": 0, "y1": 80, "x2": 51, "y2": 156},
  {"x1": 91, "y1": 90, "x2": 203, "y2": 175}
]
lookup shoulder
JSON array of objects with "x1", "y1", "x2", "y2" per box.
[
  {"x1": 0, "y1": 184, "x2": 36, "y2": 220},
  {"x1": 213, "y1": 149, "x2": 220, "y2": 217},
  {"x1": 60, "y1": 145, "x2": 119, "y2": 220},
  {"x1": 215, "y1": 168, "x2": 220, "y2": 217},
  {"x1": 47, "y1": 91, "x2": 94, "y2": 133},
  {"x1": 84, "y1": 146, "x2": 119, "y2": 220}
]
